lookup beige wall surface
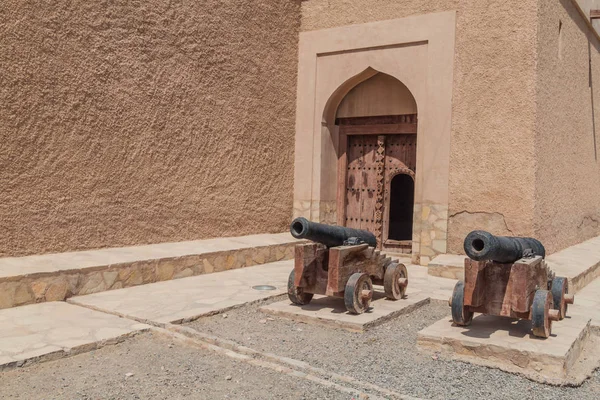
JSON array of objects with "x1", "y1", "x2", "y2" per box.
[
  {"x1": 0, "y1": 1, "x2": 301, "y2": 257},
  {"x1": 302, "y1": 1, "x2": 539, "y2": 253},
  {"x1": 535, "y1": 0, "x2": 600, "y2": 253}
]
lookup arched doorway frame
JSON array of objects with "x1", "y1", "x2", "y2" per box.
[
  {"x1": 330, "y1": 72, "x2": 418, "y2": 251},
  {"x1": 322, "y1": 67, "x2": 422, "y2": 255},
  {"x1": 293, "y1": 13, "x2": 456, "y2": 265}
]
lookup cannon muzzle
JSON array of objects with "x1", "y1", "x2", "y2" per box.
[
  {"x1": 291, "y1": 217, "x2": 377, "y2": 248},
  {"x1": 464, "y1": 230, "x2": 545, "y2": 263}
]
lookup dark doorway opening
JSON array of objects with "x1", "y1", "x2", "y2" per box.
[{"x1": 388, "y1": 174, "x2": 414, "y2": 241}]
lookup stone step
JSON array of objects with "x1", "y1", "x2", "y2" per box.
[
  {"x1": 0, "y1": 233, "x2": 300, "y2": 310},
  {"x1": 426, "y1": 254, "x2": 464, "y2": 280},
  {"x1": 68, "y1": 260, "x2": 292, "y2": 325},
  {"x1": 426, "y1": 235, "x2": 600, "y2": 293}
]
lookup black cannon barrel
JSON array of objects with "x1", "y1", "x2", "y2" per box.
[
  {"x1": 290, "y1": 217, "x2": 377, "y2": 248},
  {"x1": 464, "y1": 230, "x2": 545, "y2": 263}
]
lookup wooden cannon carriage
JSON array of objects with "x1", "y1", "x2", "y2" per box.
[
  {"x1": 287, "y1": 218, "x2": 408, "y2": 314},
  {"x1": 450, "y1": 230, "x2": 574, "y2": 338}
]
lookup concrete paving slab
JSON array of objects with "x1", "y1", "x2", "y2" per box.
[
  {"x1": 407, "y1": 264, "x2": 457, "y2": 301},
  {"x1": 568, "y1": 279, "x2": 600, "y2": 333},
  {"x1": 68, "y1": 260, "x2": 292, "y2": 325},
  {"x1": 0, "y1": 302, "x2": 150, "y2": 371},
  {"x1": 546, "y1": 235, "x2": 600, "y2": 292},
  {"x1": 417, "y1": 313, "x2": 597, "y2": 385},
  {"x1": 427, "y1": 254, "x2": 464, "y2": 280},
  {"x1": 260, "y1": 289, "x2": 430, "y2": 332}
]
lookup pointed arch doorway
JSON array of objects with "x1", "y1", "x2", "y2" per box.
[{"x1": 335, "y1": 73, "x2": 417, "y2": 254}]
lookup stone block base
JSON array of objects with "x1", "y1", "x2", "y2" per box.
[
  {"x1": 417, "y1": 313, "x2": 599, "y2": 385},
  {"x1": 260, "y1": 289, "x2": 430, "y2": 332},
  {"x1": 427, "y1": 254, "x2": 464, "y2": 280}
]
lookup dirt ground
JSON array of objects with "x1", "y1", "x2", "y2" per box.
[
  {"x1": 188, "y1": 296, "x2": 600, "y2": 400},
  {"x1": 1, "y1": 296, "x2": 599, "y2": 400},
  {"x1": 0, "y1": 332, "x2": 350, "y2": 400}
]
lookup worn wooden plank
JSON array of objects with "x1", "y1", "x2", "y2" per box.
[
  {"x1": 464, "y1": 256, "x2": 549, "y2": 318},
  {"x1": 360, "y1": 135, "x2": 378, "y2": 233},
  {"x1": 463, "y1": 258, "x2": 488, "y2": 308},
  {"x1": 326, "y1": 245, "x2": 385, "y2": 295},
  {"x1": 341, "y1": 123, "x2": 417, "y2": 135},
  {"x1": 294, "y1": 243, "x2": 329, "y2": 295},
  {"x1": 345, "y1": 135, "x2": 364, "y2": 229},
  {"x1": 510, "y1": 257, "x2": 547, "y2": 314}
]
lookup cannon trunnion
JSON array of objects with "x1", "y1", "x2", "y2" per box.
[
  {"x1": 288, "y1": 219, "x2": 408, "y2": 314},
  {"x1": 450, "y1": 230, "x2": 574, "y2": 338}
]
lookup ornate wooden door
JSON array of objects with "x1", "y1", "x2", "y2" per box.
[{"x1": 339, "y1": 114, "x2": 418, "y2": 249}]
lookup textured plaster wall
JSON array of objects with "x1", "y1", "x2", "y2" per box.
[
  {"x1": 534, "y1": 0, "x2": 600, "y2": 253},
  {"x1": 0, "y1": 1, "x2": 301, "y2": 257},
  {"x1": 302, "y1": 1, "x2": 539, "y2": 253}
]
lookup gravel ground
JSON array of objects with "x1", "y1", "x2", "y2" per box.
[
  {"x1": 188, "y1": 295, "x2": 600, "y2": 400},
  {"x1": 0, "y1": 332, "x2": 351, "y2": 400}
]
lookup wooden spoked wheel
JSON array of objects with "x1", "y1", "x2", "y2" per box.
[
  {"x1": 287, "y1": 269, "x2": 313, "y2": 305},
  {"x1": 384, "y1": 263, "x2": 408, "y2": 300},
  {"x1": 450, "y1": 280, "x2": 474, "y2": 326},
  {"x1": 551, "y1": 277, "x2": 573, "y2": 320},
  {"x1": 344, "y1": 272, "x2": 373, "y2": 314},
  {"x1": 531, "y1": 289, "x2": 553, "y2": 338}
]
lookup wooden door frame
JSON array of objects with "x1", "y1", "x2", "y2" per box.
[{"x1": 336, "y1": 115, "x2": 418, "y2": 229}]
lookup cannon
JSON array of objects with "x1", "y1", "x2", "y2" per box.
[
  {"x1": 290, "y1": 217, "x2": 377, "y2": 248},
  {"x1": 288, "y1": 218, "x2": 408, "y2": 314},
  {"x1": 450, "y1": 230, "x2": 574, "y2": 338},
  {"x1": 464, "y1": 230, "x2": 545, "y2": 263}
]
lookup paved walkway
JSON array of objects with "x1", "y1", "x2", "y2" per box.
[
  {"x1": 546, "y1": 235, "x2": 600, "y2": 292},
  {"x1": 569, "y1": 278, "x2": 600, "y2": 332},
  {"x1": 0, "y1": 302, "x2": 149, "y2": 370},
  {"x1": 68, "y1": 260, "x2": 292, "y2": 324}
]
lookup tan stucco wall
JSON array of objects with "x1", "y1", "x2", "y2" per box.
[
  {"x1": 301, "y1": 1, "x2": 539, "y2": 254},
  {"x1": 336, "y1": 73, "x2": 418, "y2": 118},
  {"x1": 0, "y1": 1, "x2": 301, "y2": 257},
  {"x1": 534, "y1": 0, "x2": 600, "y2": 253}
]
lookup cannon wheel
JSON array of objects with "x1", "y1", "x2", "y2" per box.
[
  {"x1": 451, "y1": 280, "x2": 474, "y2": 326},
  {"x1": 344, "y1": 273, "x2": 373, "y2": 314},
  {"x1": 532, "y1": 290, "x2": 553, "y2": 338},
  {"x1": 287, "y1": 270, "x2": 313, "y2": 305},
  {"x1": 551, "y1": 277, "x2": 569, "y2": 320},
  {"x1": 384, "y1": 263, "x2": 408, "y2": 300}
]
